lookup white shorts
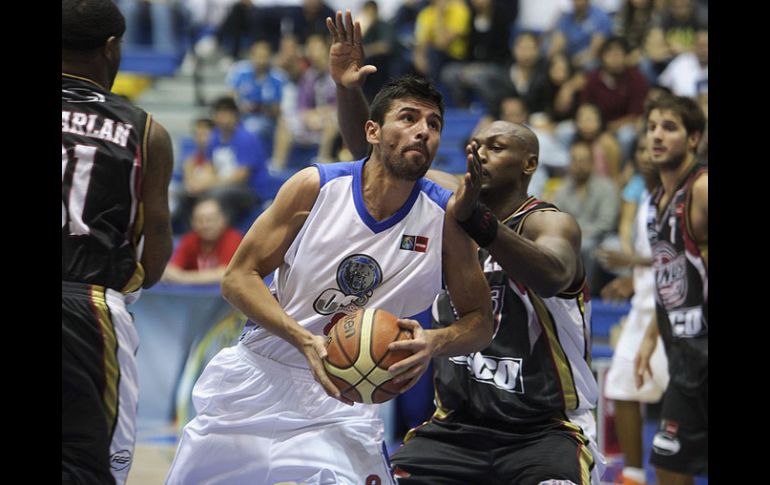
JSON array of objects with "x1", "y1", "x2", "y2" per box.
[
  {"x1": 166, "y1": 344, "x2": 395, "y2": 485},
  {"x1": 604, "y1": 305, "x2": 669, "y2": 402}
]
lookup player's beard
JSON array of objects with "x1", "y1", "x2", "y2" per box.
[
  {"x1": 656, "y1": 146, "x2": 690, "y2": 171},
  {"x1": 383, "y1": 144, "x2": 432, "y2": 181}
]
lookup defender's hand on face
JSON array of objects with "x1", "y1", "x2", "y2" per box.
[
  {"x1": 454, "y1": 142, "x2": 483, "y2": 222},
  {"x1": 326, "y1": 10, "x2": 377, "y2": 89}
]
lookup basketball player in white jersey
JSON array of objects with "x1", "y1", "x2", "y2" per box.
[{"x1": 165, "y1": 46, "x2": 494, "y2": 485}]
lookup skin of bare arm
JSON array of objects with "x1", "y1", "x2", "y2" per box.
[
  {"x1": 141, "y1": 120, "x2": 174, "y2": 288},
  {"x1": 220, "y1": 167, "x2": 353, "y2": 404},
  {"x1": 161, "y1": 265, "x2": 227, "y2": 285},
  {"x1": 327, "y1": 10, "x2": 377, "y2": 159},
  {"x1": 690, "y1": 173, "x2": 708, "y2": 268},
  {"x1": 634, "y1": 315, "x2": 659, "y2": 389}
]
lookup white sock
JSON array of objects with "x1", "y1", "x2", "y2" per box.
[{"x1": 622, "y1": 466, "x2": 646, "y2": 483}]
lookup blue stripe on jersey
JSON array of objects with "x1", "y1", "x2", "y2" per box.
[
  {"x1": 313, "y1": 160, "x2": 356, "y2": 188},
  {"x1": 417, "y1": 177, "x2": 452, "y2": 210},
  {"x1": 314, "y1": 158, "x2": 452, "y2": 234}
]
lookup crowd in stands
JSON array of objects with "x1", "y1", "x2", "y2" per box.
[{"x1": 118, "y1": 0, "x2": 707, "y2": 296}]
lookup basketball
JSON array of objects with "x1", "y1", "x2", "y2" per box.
[{"x1": 323, "y1": 308, "x2": 413, "y2": 404}]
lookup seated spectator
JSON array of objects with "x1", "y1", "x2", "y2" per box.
[
  {"x1": 551, "y1": 141, "x2": 619, "y2": 293},
  {"x1": 359, "y1": 0, "x2": 400, "y2": 101},
  {"x1": 572, "y1": 102, "x2": 623, "y2": 186},
  {"x1": 438, "y1": 0, "x2": 516, "y2": 111},
  {"x1": 413, "y1": 0, "x2": 471, "y2": 78},
  {"x1": 162, "y1": 197, "x2": 243, "y2": 285},
  {"x1": 580, "y1": 36, "x2": 649, "y2": 163},
  {"x1": 184, "y1": 117, "x2": 216, "y2": 184},
  {"x1": 226, "y1": 40, "x2": 284, "y2": 153},
  {"x1": 547, "y1": 0, "x2": 613, "y2": 71},
  {"x1": 173, "y1": 96, "x2": 267, "y2": 232},
  {"x1": 271, "y1": 33, "x2": 338, "y2": 168},
  {"x1": 657, "y1": 28, "x2": 707, "y2": 98}
]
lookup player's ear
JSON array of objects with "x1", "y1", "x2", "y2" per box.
[
  {"x1": 103, "y1": 36, "x2": 121, "y2": 63},
  {"x1": 365, "y1": 120, "x2": 380, "y2": 146},
  {"x1": 522, "y1": 154, "x2": 538, "y2": 176}
]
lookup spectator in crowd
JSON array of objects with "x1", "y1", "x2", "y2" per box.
[
  {"x1": 174, "y1": 96, "x2": 267, "y2": 231},
  {"x1": 163, "y1": 197, "x2": 243, "y2": 284},
  {"x1": 226, "y1": 40, "x2": 284, "y2": 152},
  {"x1": 581, "y1": 35, "x2": 649, "y2": 162},
  {"x1": 657, "y1": 29, "x2": 707, "y2": 98},
  {"x1": 272, "y1": 33, "x2": 338, "y2": 168},
  {"x1": 548, "y1": 0, "x2": 613, "y2": 70},
  {"x1": 438, "y1": 0, "x2": 516, "y2": 111},
  {"x1": 413, "y1": 0, "x2": 471, "y2": 78},
  {"x1": 551, "y1": 141, "x2": 619, "y2": 294}
]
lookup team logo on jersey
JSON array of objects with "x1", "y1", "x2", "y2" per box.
[
  {"x1": 110, "y1": 449, "x2": 132, "y2": 471},
  {"x1": 449, "y1": 353, "x2": 524, "y2": 393},
  {"x1": 652, "y1": 241, "x2": 688, "y2": 308},
  {"x1": 668, "y1": 306, "x2": 706, "y2": 338},
  {"x1": 400, "y1": 235, "x2": 429, "y2": 253},
  {"x1": 313, "y1": 254, "x2": 383, "y2": 315},
  {"x1": 62, "y1": 87, "x2": 106, "y2": 103}
]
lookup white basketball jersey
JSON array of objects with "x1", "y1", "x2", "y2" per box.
[
  {"x1": 630, "y1": 191, "x2": 654, "y2": 312},
  {"x1": 240, "y1": 159, "x2": 452, "y2": 367}
]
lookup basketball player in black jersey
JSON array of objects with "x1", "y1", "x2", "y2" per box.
[
  {"x1": 62, "y1": 0, "x2": 173, "y2": 483},
  {"x1": 329, "y1": 10, "x2": 605, "y2": 484},
  {"x1": 635, "y1": 95, "x2": 707, "y2": 484}
]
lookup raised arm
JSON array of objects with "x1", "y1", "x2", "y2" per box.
[
  {"x1": 221, "y1": 167, "x2": 350, "y2": 403},
  {"x1": 140, "y1": 119, "x2": 174, "y2": 288},
  {"x1": 326, "y1": 10, "x2": 377, "y2": 159}
]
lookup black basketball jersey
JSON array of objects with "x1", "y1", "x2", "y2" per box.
[
  {"x1": 647, "y1": 163, "x2": 708, "y2": 391},
  {"x1": 62, "y1": 74, "x2": 150, "y2": 292},
  {"x1": 432, "y1": 197, "x2": 597, "y2": 427}
]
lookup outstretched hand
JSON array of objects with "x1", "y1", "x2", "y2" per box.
[
  {"x1": 326, "y1": 10, "x2": 377, "y2": 89},
  {"x1": 454, "y1": 141, "x2": 483, "y2": 222}
]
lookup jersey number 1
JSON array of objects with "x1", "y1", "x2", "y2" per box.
[{"x1": 62, "y1": 143, "x2": 96, "y2": 235}]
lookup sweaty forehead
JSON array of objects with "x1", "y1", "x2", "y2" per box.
[
  {"x1": 387, "y1": 98, "x2": 441, "y2": 118},
  {"x1": 479, "y1": 121, "x2": 516, "y2": 139}
]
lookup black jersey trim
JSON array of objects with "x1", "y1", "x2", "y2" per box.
[{"x1": 62, "y1": 72, "x2": 107, "y2": 91}]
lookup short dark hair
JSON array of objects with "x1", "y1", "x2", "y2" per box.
[
  {"x1": 599, "y1": 35, "x2": 630, "y2": 58},
  {"x1": 644, "y1": 94, "x2": 706, "y2": 137},
  {"x1": 62, "y1": 0, "x2": 126, "y2": 51},
  {"x1": 211, "y1": 96, "x2": 239, "y2": 114},
  {"x1": 369, "y1": 75, "x2": 444, "y2": 130}
]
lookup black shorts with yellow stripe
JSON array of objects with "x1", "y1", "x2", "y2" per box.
[
  {"x1": 62, "y1": 281, "x2": 121, "y2": 485},
  {"x1": 391, "y1": 414, "x2": 594, "y2": 485}
]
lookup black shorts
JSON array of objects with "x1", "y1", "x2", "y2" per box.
[
  {"x1": 390, "y1": 416, "x2": 594, "y2": 485},
  {"x1": 650, "y1": 379, "x2": 708, "y2": 476},
  {"x1": 62, "y1": 282, "x2": 135, "y2": 485}
]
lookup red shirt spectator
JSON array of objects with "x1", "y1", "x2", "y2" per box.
[
  {"x1": 170, "y1": 227, "x2": 243, "y2": 270},
  {"x1": 163, "y1": 197, "x2": 244, "y2": 284}
]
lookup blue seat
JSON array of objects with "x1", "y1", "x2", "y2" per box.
[
  {"x1": 592, "y1": 299, "x2": 631, "y2": 339},
  {"x1": 120, "y1": 47, "x2": 183, "y2": 76}
]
